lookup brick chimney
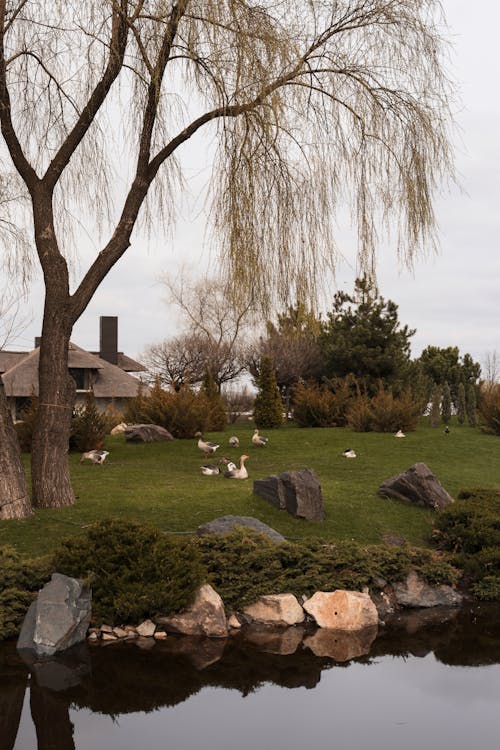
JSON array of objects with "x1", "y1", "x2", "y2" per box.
[{"x1": 99, "y1": 316, "x2": 118, "y2": 365}]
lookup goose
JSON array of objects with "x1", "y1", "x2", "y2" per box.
[
  {"x1": 395, "y1": 429, "x2": 406, "y2": 438},
  {"x1": 195, "y1": 432, "x2": 220, "y2": 456},
  {"x1": 200, "y1": 464, "x2": 220, "y2": 476},
  {"x1": 81, "y1": 449, "x2": 109, "y2": 465},
  {"x1": 252, "y1": 429, "x2": 268, "y2": 447},
  {"x1": 229, "y1": 435, "x2": 239, "y2": 448},
  {"x1": 219, "y1": 456, "x2": 237, "y2": 472},
  {"x1": 444, "y1": 425, "x2": 450, "y2": 434},
  {"x1": 224, "y1": 454, "x2": 249, "y2": 479},
  {"x1": 342, "y1": 449, "x2": 357, "y2": 459}
]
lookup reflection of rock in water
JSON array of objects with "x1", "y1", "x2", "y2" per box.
[
  {"x1": 304, "y1": 626, "x2": 378, "y2": 662},
  {"x1": 243, "y1": 625, "x2": 305, "y2": 655},
  {"x1": 1, "y1": 602, "x2": 500, "y2": 723},
  {"x1": 18, "y1": 643, "x2": 90, "y2": 691}
]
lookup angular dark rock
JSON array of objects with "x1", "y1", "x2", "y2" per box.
[
  {"x1": 254, "y1": 468, "x2": 325, "y2": 521},
  {"x1": 196, "y1": 515, "x2": 286, "y2": 543},
  {"x1": 392, "y1": 571, "x2": 463, "y2": 608},
  {"x1": 378, "y1": 462, "x2": 454, "y2": 511},
  {"x1": 17, "y1": 573, "x2": 91, "y2": 657},
  {"x1": 124, "y1": 424, "x2": 174, "y2": 442}
]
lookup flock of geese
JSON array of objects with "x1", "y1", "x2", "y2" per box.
[
  {"x1": 196, "y1": 429, "x2": 269, "y2": 479},
  {"x1": 81, "y1": 425, "x2": 433, "y2": 471}
]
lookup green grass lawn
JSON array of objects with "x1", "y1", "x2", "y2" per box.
[{"x1": 2, "y1": 420, "x2": 499, "y2": 557}]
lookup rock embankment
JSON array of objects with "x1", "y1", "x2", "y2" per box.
[{"x1": 16, "y1": 571, "x2": 464, "y2": 655}]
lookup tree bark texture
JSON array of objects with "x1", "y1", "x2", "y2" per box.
[
  {"x1": 0, "y1": 376, "x2": 32, "y2": 519},
  {"x1": 30, "y1": 310, "x2": 76, "y2": 509}
]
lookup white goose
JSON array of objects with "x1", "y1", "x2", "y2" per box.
[
  {"x1": 229, "y1": 435, "x2": 239, "y2": 448},
  {"x1": 195, "y1": 432, "x2": 220, "y2": 456},
  {"x1": 252, "y1": 429, "x2": 268, "y2": 447},
  {"x1": 342, "y1": 449, "x2": 357, "y2": 459},
  {"x1": 224, "y1": 454, "x2": 249, "y2": 479},
  {"x1": 200, "y1": 464, "x2": 220, "y2": 476},
  {"x1": 395, "y1": 429, "x2": 406, "y2": 438},
  {"x1": 81, "y1": 449, "x2": 109, "y2": 465}
]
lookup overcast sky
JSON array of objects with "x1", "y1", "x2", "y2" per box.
[{"x1": 6, "y1": 2, "x2": 500, "y2": 370}]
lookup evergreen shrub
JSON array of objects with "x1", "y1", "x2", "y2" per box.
[
  {"x1": 253, "y1": 355, "x2": 283, "y2": 429},
  {"x1": 52, "y1": 519, "x2": 205, "y2": 625},
  {"x1": 433, "y1": 488, "x2": 500, "y2": 600},
  {"x1": 202, "y1": 369, "x2": 227, "y2": 431},
  {"x1": 70, "y1": 392, "x2": 108, "y2": 451},
  {"x1": 196, "y1": 528, "x2": 458, "y2": 610},
  {"x1": 0, "y1": 546, "x2": 52, "y2": 640}
]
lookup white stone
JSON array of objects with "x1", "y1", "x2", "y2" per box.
[
  {"x1": 137, "y1": 619, "x2": 156, "y2": 637},
  {"x1": 303, "y1": 590, "x2": 378, "y2": 631}
]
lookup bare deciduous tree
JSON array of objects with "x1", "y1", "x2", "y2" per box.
[
  {"x1": 0, "y1": 0, "x2": 455, "y2": 510},
  {"x1": 149, "y1": 272, "x2": 253, "y2": 388}
]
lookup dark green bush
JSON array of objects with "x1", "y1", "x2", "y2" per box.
[
  {"x1": 433, "y1": 488, "x2": 500, "y2": 600},
  {"x1": 0, "y1": 546, "x2": 52, "y2": 640},
  {"x1": 52, "y1": 519, "x2": 205, "y2": 625},
  {"x1": 253, "y1": 355, "x2": 283, "y2": 429},
  {"x1": 70, "y1": 392, "x2": 109, "y2": 451},
  {"x1": 196, "y1": 529, "x2": 458, "y2": 610},
  {"x1": 433, "y1": 489, "x2": 500, "y2": 553}
]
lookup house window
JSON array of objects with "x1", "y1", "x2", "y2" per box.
[
  {"x1": 69, "y1": 368, "x2": 87, "y2": 390},
  {"x1": 15, "y1": 397, "x2": 32, "y2": 420}
]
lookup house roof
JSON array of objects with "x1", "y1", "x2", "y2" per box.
[
  {"x1": 0, "y1": 351, "x2": 28, "y2": 374},
  {"x1": 1, "y1": 342, "x2": 144, "y2": 398},
  {"x1": 90, "y1": 351, "x2": 146, "y2": 372}
]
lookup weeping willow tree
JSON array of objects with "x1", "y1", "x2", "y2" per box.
[{"x1": 0, "y1": 0, "x2": 455, "y2": 513}]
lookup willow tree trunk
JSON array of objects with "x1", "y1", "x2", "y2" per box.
[
  {"x1": 0, "y1": 376, "x2": 32, "y2": 519},
  {"x1": 30, "y1": 309, "x2": 76, "y2": 509}
]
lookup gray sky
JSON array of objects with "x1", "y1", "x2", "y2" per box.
[{"x1": 6, "y1": 2, "x2": 500, "y2": 369}]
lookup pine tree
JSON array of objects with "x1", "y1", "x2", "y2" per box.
[
  {"x1": 457, "y1": 382, "x2": 466, "y2": 425},
  {"x1": 202, "y1": 369, "x2": 226, "y2": 431},
  {"x1": 253, "y1": 356, "x2": 283, "y2": 429},
  {"x1": 441, "y1": 381, "x2": 452, "y2": 424},
  {"x1": 466, "y1": 384, "x2": 477, "y2": 427}
]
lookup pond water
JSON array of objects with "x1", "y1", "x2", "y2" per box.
[{"x1": 2, "y1": 604, "x2": 499, "y2": 750}]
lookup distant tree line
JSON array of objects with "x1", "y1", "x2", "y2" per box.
[{"x1": 142, "y1": 274, "x2": 484, "y2": 431}]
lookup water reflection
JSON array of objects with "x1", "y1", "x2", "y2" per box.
[{"x1": 2, "y1": 603, "x2": 499, "y2": 750}]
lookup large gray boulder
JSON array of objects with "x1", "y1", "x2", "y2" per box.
[
  {"x1": 124, "y1": 424, "x2": 174, "y2": 442},
  {"x1": 254, "y1": 468, "x2": 325, "y2": 521},
  {"x1": 17, "y1": 573, "x2": 91, "y2": 656},
  {"x1": 378, "y1": 462, "x2": 454, "y2": 511},
  {"x1": 196, "y1": 515, "x2": 286, "y2": 543}
]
